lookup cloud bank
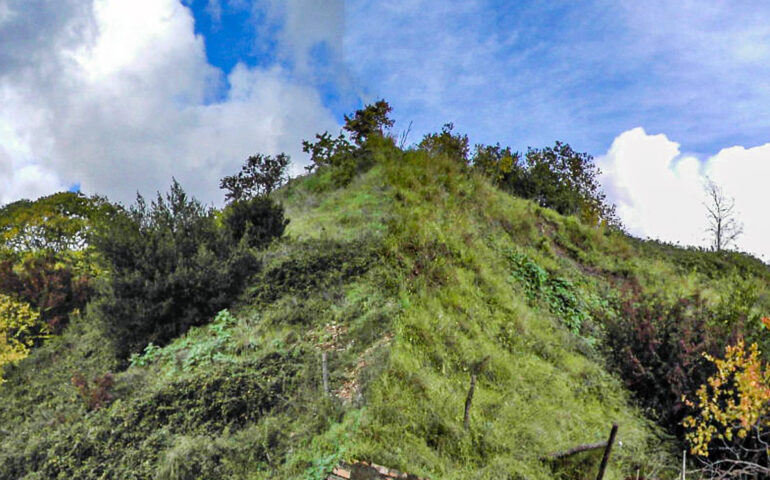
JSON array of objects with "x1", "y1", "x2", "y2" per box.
[
  {"x1": 0, "y1": 0, "x2": 338, "y2": 206},
  {"x1": 599, "y1": 128, "x2": 770, "y2": 260}
]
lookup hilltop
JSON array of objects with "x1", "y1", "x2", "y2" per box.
[{"x1": 1, "y1": 104, "x2": 769, "y2": 480}]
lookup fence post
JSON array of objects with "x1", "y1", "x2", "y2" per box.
[
  {"x1": 322, "y1": 351, "x2": 329, "y2": 397},
  {"x1": 681, "y1": 449, "x2": 686, "y2": 480},
  {"x1": 595, "y1": 423, "x2": 619, "y2": 480}
]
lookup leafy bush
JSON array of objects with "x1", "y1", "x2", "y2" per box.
[
  {"x1": 71, "y1": 371, "x2": 114, "y2": 411},
  {"x1": 251, "y1": 238, "x2": 377, "y2": 305},
  {"x1": 0, "y1": 293, "x2": 46, "y2": 382},
  {"x1": 508, "y1": 250, "x2": 590, "y2": 334},
  {"x1": 472, "y1": 141, "x2": 617, "y2": 225},
  {"x1": 93, "y1": 180, "x2": 265, "y2": 359},
  {"x1": 128, "y1": 309, "x2": 239, "y2": 374},
  {"x1": 222, "y1": 195, "x2": 289, "y2": 249},
  {"x1": 418, "y1": 123, "x2": 470, "y2": 163},
  {"x1": 0, "y1": 253, "x2": 93, "y2": 332},
  {"x1": 684, "y1": 336, "x2": 770, "y2": 477},
  {"x1": 600, "y1": 291, "x2": 735, "y2": 439},
  {"x1": 0, "y1": 354, "x2": 300, "y2": 479}
]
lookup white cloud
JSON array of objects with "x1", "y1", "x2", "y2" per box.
[
  {"x1": 255, "y1": 0, "x2": 344, "y2": 75},
  {"x1": 0, "y1": 0, "x2": 337, "y2": 206},
  {"x1": 599, "y1": 128, "x2": 770, "y2": 260}
]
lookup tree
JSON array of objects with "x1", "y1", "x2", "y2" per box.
[
  {"x1": 0, "y1": 192, "x2": 113, "y2": 254},
  {"x1": 343, "y1": 99, "x2": 394, "y2": 146},
  {"x1": 684, "y1": 331, "x2": 770, "y2": 478},
  {"x1": 219, "y1": 153, "x2": 290, "y2": 203},
  {"x1": 474, "y1": 141, "x2": 618, "y2": 226},
  {"x1": 0, "y1": 254, "x2": 93, "y2": 333},
  {"x1": 418, "y1": 123, "x2": 470, "y2": 163},
  {"x1": 93, "y1": 180, "x2": 266, "y2": 359},
  {"x1": 705, "y1": 179, "x2": 743, "y2": 252},
  {"x1": 302, "y1": 132, "x2": 355, "y2": 173},
  {"x1": 302, "y1": 100, "x2": 396, "y2": 185},
  {"x1": 472, "y1": 143, "x2": 522, "y2": 185}
]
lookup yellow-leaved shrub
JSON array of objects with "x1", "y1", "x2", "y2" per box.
[{"x1": 0, "y1": 293, "x2": 45, "y2": 382}]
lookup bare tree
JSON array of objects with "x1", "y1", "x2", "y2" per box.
[{"x1": 704, "y1": 179, "x2": 743, "y2": 251}]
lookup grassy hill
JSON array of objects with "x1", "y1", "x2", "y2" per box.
[{"x1": 1, "y1": 141, "x2": 769, "y2": 479}]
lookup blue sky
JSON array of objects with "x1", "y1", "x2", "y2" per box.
[
  {"x1": 1, "y1": 0, "x2": 770, "y2": 257},
  {"x1": 183, "y1": 0, "x2": 770, "y2": 156}
]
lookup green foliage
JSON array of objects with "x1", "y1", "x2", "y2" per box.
[
  {"x1": 251, "y1": 238, "x2": 378, "y2": 305},
  {"x1": 92, "y1": 179, "x2": 262, "y2": 358},
  {"x1": 302, "y1": 101, "x2": 396, "y2": 186},
  {"x1": 472, "y1": 141, "x2": 617, "y2": 225},
  {"x1": 128, "y1": 309, "x2": 239, "y2": 373},
  {"x1": 157, "y1": 435, "x2": 229, "y2": 480},
  {"x1": 220, "y1": 153, "x2": 290, "y2": 202},
  {"x1": 418, "y1": 123, "x2": 470, "y2": 163},
  {"x1": 8, "y1": 103, "x2": 770, "y2": 480},
  {"x1": 0, "y1": 191, "x2": 114, "y2": 254},
  {"x1": 472, "y1": 143, "x2": 520, "y2": 184},
  {"x1": 0, "y1": 252, "x2": 93, "y2": 332},
  {"x1": 342, "y1": 99, "x2": 394, "y2": 146},
  {"x1": 222, "y1": 195, "x2": 289, "y2": 249},
  {"x1": 508, "y1": 250, "x2": 590, "y2": 334},
  {"x1": 0, "y1": 354, "x2": 299, "y2": 479}
]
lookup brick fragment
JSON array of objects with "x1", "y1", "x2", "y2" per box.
[{"x1": 332, "y1": 467, "x2": 351, "y2": 479}]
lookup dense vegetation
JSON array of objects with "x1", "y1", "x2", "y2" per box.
[{"x1": 0, "y1": 101, "x2": 769, "y2": 479}]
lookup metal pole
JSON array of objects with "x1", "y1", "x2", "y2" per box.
[{"x1": 682, "y1": 449, "x2": 686, "y2": 480}]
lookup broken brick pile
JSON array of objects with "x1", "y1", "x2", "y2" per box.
[{"x1": 327, "y1": 461, "x2": 430, "y2": 480}]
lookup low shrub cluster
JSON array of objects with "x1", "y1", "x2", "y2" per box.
[
  {"x1": 251, "y1": 238, "x2": 378, "y2": 305},
  {"x1": 508, "y1": 250, "x2": 591, "y2": 334},
  {"x1": 0, "y1": 352, "x2": 300, "y2": 479}
]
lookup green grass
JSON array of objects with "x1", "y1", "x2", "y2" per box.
[{"x1": 3, "y1": 144, "x2": 770, "y2": 479}]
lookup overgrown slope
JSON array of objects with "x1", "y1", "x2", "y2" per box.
[{"x1": 2, "y1": 144, "x2": 769, "y2": 479}]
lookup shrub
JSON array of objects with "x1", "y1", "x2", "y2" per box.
[
  {"x1": 0, "y1": 253, "x2": 92, "y2": 332},
  {"x1": 472, "y1": 141, "x2": 618, "y2": 225},
  {"x1": 684, "y1": 336, "x2": 770, "y2": 477},
  {"x1": 508, "y1": 250, "x2": 590, "y2": 334},
  {"x1": 600, "y1": 291, "x2": 734, "y2": 439},
  {"x1": 92, "y1": 180, "x2": 264, "y2": 359},
  {"x1": 0, "y1": 293, "x2": 46, "y2": 382},
  {"x1": 222, "y1": 196, "x2": 289, "y2": 249},
  {"x1": 418, "y1": 123, "x2": 470, "y2": 163},
  {"x1": 71, "y1": 371, "x2": 114, "y2": 411}
]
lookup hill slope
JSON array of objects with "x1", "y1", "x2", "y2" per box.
[{"x1": 2, "y1": 145, "x2": 769, "y2": 479}]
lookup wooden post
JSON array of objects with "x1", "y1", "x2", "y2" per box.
[
  {"x1": 463, "y1": 373, "x2": 476, "y2": 430},
  {"x1": 595, "y1": 423, "x2": 619, "y2": 480},
  {"x1": 322, "y1": 351, "x2": 329, "y2": 397},
  {"x1": 463, "y1": 356, "x2": 489, "y2": 431}
]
